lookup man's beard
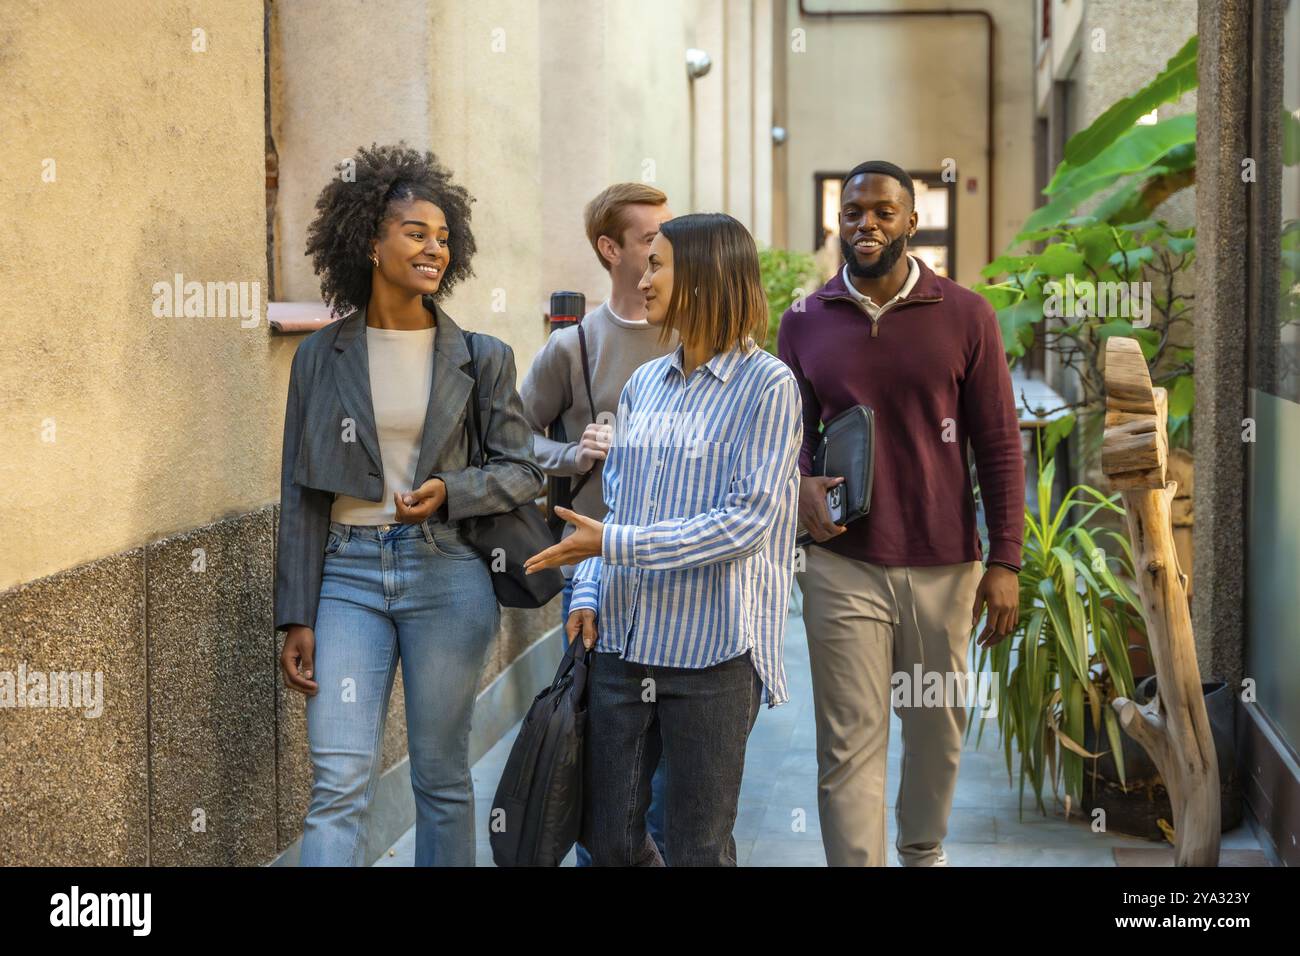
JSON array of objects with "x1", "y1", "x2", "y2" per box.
[{"x1": 841, "y1": 232, "x2": 908, "y2": 279}]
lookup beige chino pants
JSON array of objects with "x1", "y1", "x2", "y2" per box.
[{"x1": 795, "y1": 544, "x2": 983, "y2": 866}]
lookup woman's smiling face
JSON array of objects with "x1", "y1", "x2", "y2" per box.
[
  {"x1": 371, "y1": 198, "x2": 450, "y2": 296},
  {"x1": 639, "y1": 231, "x2": 674, "y2": 326}
]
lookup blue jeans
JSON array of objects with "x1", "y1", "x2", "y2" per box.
[
  {"x1": 298, "y1": 519, "x2": 499, "y2": 866},
  {"x1": 561, "y1": 577, "x2": 668, "y2": 866}
]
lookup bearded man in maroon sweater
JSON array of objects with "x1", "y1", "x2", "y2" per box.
[{"x1": 777, "y1": 161, "x2": 1024, "y2": 867}]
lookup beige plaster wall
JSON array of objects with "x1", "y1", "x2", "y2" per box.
[
  {"x1": 1, "y1": 0, "x2": 274, "y2": 590},
  {"x1": 2, "y1": 0, "x2": 779, "y2": 591},
  {"x1": 537, "y1": 0, "x2": 694, "y2": 327},
  {"x1": 781, "y1": 0, "x2": 1038, "y2": 287}
]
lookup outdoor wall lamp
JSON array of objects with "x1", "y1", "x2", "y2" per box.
[{"x1": 686, "y1": 48, "x2": 712, "y2": 80}]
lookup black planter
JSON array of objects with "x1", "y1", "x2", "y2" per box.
[{"x1": 1081, "y1": 678, "x2": 1241, "y2": 840}]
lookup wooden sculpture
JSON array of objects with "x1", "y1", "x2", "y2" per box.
[{"x1": 1102, "y1": 336, "x2": 1220, "y2": 866}]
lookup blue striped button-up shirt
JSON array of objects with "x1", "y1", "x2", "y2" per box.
[{"x1": 568, "y1": 336, "x2": 803, "y2": 706}]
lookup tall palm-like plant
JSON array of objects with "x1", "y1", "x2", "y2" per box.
[{"x1": 972, "y1": 434, "x2": 1144, "y2": 815}]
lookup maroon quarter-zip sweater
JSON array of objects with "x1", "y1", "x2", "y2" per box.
[{"x1": 776, "y1": 257, "x2": 1025, "y2": 569}]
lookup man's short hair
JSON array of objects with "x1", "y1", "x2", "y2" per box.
[
  {"x1": 842, "y1": 161, "x2": 915, "y2": 207},
  {"x1": 584, "y1": 182, "x2": 670, "y2": 272}
]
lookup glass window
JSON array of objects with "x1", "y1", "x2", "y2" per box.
[
  {"x1": 913, "y1": 180, "x2": 949, "y2": 230},
  {"x1": 909, "y1": 245, "x2": 948, "y2": 277},
  {"x1": 1245, "y1": 0, "x2": 1300, "y2": 757}
]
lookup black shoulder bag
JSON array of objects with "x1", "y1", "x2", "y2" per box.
[{"x1": 460, "y1": 332, "x2": 567, "y2": 608}]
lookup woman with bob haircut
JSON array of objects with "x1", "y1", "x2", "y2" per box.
[
  {"x1": 525, "y1": 212, "x2": 803, "y2": 866},
  {"x1": 275, "y1": 143, "x2": 542, "y2": 866}
]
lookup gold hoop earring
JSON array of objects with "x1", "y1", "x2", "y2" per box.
[{"x1": 369, "y1": 252, "x2": 379, "y2": 268}]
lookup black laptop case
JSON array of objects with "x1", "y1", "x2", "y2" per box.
[{"x1": 811, "y1": 404, "x2": 875, "y2": 526}]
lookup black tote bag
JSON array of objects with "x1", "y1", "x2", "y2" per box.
[
  {"x1": 490, "y1": 634, "x2": 590, "y2": 866},
  {"x1": 459, "y1": 332, "x2": 566, "y2": 608}
]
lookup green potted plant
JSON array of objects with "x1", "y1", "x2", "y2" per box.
[
  {"x1": 972, "y1": 434, "x2": 1240, "y2": 837},
  {"x1": 971, "y1": 431, "x2": 1144, "y2": 816},
  {"x1": 758, "y1": 246, "x2": 818, "y2": 356},
  {"x1": 972, "y1": 31, "x2": 1259, "y2": 839}
]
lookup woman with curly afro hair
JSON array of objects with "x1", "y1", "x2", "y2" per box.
[{"x1": 274, "y1": 143, "x2": 544, "y2": 866}]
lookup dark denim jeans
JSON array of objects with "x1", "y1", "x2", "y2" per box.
[
  {"x1": 582, "y1": 649, "x2": 762, "y2": 866},
  {"x1": 561, "y1": 578, "x2": 668, "y2": 866}
]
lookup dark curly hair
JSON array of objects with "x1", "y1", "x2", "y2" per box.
[{"x1": 304, "y1": 142, "x2": 477, "y2": 314}]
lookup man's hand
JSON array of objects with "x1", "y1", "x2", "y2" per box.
[
  {"x1": 574, "y1": 423, "x2": 613, "y2": 473},
  {"x1": 566, "y1": 608, "x2": 598, "y2": 649},
  {"x1": 524, "y1": 506, "x2": 603, "y2": 573},
  {"x1": 973, "y1": 564, "x2": 1020, "y2": 647},
  {"x1": 394, "y1": 477, "x2": 447, "y2": 524},
  {"x1": 798, "y1": 475, "x2": 847, "y2": 542}
]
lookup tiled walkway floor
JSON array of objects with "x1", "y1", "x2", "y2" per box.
[{"x1": 378, "y1": 595, "x2": 1263, "y2": 866}]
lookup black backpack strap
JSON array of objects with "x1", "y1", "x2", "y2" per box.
[
  {"x1": 576, "y1": 322, "x2": 596, "y2": 420},
  {"x1": 569, "y1": 322, "x2": 598, "y2": 498}
]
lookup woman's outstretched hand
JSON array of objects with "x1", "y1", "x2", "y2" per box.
[{"x1": 524, "y1": 506, "x2": 603, "y2": 574}]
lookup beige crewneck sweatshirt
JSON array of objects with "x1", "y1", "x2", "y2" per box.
[
  {"x1": 330, "y1": 324, "x2": 436, "y2": 525},
  {"x1": 518, "y1": 300, "x2": 679, "y2": 575}
]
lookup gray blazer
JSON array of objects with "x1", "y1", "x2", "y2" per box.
[{"x1": 274, "y1": 296, "x2": 544, "y2": 632}]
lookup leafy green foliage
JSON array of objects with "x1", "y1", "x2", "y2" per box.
[
  {"x1": 1022, "y1": 115, "x2": 1196, "y2": 239},
  {"x1": 979, "y1": 33, "x2": 1200, "y2": 449},
  {"x1": 759, "y1": 247, "x2": 819, "y2": 355},
  {"x1": 977, "y1": 220, "x2": 1195, "y2": 448},
  {"x1": 1062, "y1": 35, "x2": 1198, "y2": 168},
  {"x1": 1011, "y1": 35, "x2": 1200, "y2": 239}
]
